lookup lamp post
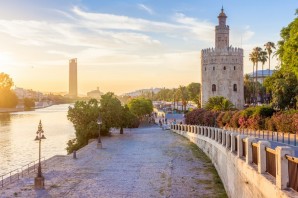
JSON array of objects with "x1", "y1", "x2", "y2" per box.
[
  {"x1": 34, "y1": 120, "x2": 46, "y2": 189},
  {"x1": 97, "y1": 116, "x2": 102, "y2": 149}
]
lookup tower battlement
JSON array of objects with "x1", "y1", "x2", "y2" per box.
[{"x1": 201, "y1": 47, "x2": 243, "y2": 56}]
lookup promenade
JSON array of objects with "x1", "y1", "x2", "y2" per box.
[{"x1": 0, "y1": 126, "x2": 226, "y2": 198}]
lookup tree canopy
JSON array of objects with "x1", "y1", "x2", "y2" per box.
[
  {"x1": 67, "y1": 99, "x2": 100, "y2": 153},
  {"x1": 276, "y1": 9, "x2": 298, "y2": 75},
  {"x1": 127, "y1": 98, "x2": 153, "y2": 118},
  {"x1": 204, "y1": 96, "x2": 234, "y2": 111},
  {"x1": 0, "y1": 73, "x2": 18, "y2": 108},
  {"x1": 99, "y1": 92, "x2": 123, "y2": 135}
]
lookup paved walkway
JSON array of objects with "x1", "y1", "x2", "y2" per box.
[{"x1": 0, "y1": 126, "x2": 226, "y2": 198}]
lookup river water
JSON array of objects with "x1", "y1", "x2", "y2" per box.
[{"x1": 0, "y1": 104, "x2": 75, "y2": 176}]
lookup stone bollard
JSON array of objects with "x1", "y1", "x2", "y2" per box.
[
  {"x1": 73, "y1": 150, "x2": 77, "y2": 159},
  {"x1": 257, "y1": 141, "x2": 270, "y2": 174},
  {"x1": 246, "y1": 137, "x2": 257, "y2": 164},
  {"x1": 237, "y1": 135, "x2": 246, "y2": 158},
  {"x1": 231, "y1": 133, "x2": 237, "y2": 152},
  {"x1": 275, "y1": 146, "x2": 294, "y2": 190},
  {"x1": 222, "y1": 130, "x2": 226, "y2": 146},
  {"x1": 225, "y1": 131, "x2": 231, "y2": 149}
]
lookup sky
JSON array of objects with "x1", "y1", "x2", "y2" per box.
[{"x1": 0, "y1": 0, "x2": 296, "y2": 95}]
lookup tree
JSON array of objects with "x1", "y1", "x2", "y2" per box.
[
  {"x1": 119, "y1": 105, "x2": 139, "y2": 134},
  {"x1": 99, "y1": 92, "x2": 122, "y2": 135},
  {"x1": 276, "y1": 9, "x2": 298, "y2": 75},
  {"x1": 178, "y1": 85, "x2": 189, "y2": 111},
  {"x1": 259, "y1": 50, "x2": 268, "y2": 84},
  {"x1": 204, "y1": 96, "x2": 234, "y2": 111},
  {"x1": 244, "y1": 74, "x2": 253, "y2": 104},
  {"x1": 0, "y1": 73, "x2": 14, "y2": 90},
  {"x1": 0, "y1": 73, "x2": 18, "y2": 108},
  {"x1": 24, "y1": 98, "x2": 35, "y2": 110},
  {"x1": 187, "y1": 82, "x2": 201, "y2": 108},
  {"x1": 67, "y1": 99, "x2": 100, "y2": 154},
  {"x1": 249, "y1": 51, "x2": 257, "y2": 103},
  {"x1": 128, "y1": 98, "x2": 153, "y2": 119},
  {"x1": 264, "y1": 42, "x2": 276, "y2": 76},
  {"x1": 264, "y1": 69, "x2": 298, "y2": 110}
]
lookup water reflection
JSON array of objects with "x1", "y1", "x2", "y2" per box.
[
  {"x1": 0, "y1": 113, "x2": 11, "y2": 126},
  {"x1": 0, "y1": 104, "x2": 75, "y2": 176}
]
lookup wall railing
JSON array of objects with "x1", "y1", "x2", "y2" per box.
[
  {"x1": 171, "y1": 124, "x2": 298, "y2": 193},
  {"x1": 0, "y1": 157, "x2": 46, "y2": 188}
]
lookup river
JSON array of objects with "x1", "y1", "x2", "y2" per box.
[{"x1": 0, "y1": 104, "x2": 75, "y2": 176}]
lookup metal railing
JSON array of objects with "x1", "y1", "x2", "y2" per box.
[
  {"x1": 265, "y1": 147, "x2": 276, "y2": 177},
  {"x1": 285, "y1": 155, "x2": 298, "y2": 192},
  {"x1": 0, "y1": 157, "x2": 46, "y2": 188}
]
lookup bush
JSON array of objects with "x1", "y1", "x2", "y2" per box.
[
  {"x1": 229, "y1": 111, "x2": 242, "y2": 128},
  {"x1": 221, "y1": 111, "x2": 233, "y2": 127}
]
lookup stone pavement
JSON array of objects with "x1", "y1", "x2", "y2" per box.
[{"x1": 0, "y1": 126, "x2": 226, "y2": 198}]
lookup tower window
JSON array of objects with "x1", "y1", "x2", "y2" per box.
[
  {"x1": 212, "y1": 84, "x2": 216, "y2": 92},
  {"x1": 224, "y1": 66, "x2": 226, "y2": 70},
  {"x1": 205, "y1": 67, "x2": 206, "y2": 71},
  {"x1": 213, "y1": 67, "x2": 215, "y2": 70},
  {"x1": 234, "y1": 66, "x2": 236, "y2": 70},
  {"x1": 233, "y1": 84, "x2": 237, "y2": 92}
]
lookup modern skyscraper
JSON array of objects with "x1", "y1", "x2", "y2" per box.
[
  {"x1": 69, "y1": 58, "x2": 77, "y2": 98},
  {"x1": 201, "y1": 8, "x2": 244, "y2": 109}
]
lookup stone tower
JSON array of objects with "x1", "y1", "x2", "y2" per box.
[
  {"x1": 69, "y1": 58, "x2": 78, "y2": 98},
  {"x1": 201, "y1": 8, "x2": 244, "y2": 109}
]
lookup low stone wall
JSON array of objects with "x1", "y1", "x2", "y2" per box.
[{"x1": 171, "y1": 124, "x2": 298, "y2": 198}]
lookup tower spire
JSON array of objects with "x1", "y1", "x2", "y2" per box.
[{"x1": 221, "y1": 6, "x2": 224, "y2": 13}]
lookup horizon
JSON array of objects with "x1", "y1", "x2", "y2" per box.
[{"x1": 0, "y1": 1, "x2": 296, "y2": 95}]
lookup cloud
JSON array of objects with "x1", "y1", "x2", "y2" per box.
[{"x1": 138, "y1": 4, "x2": 154, "y2": 15}]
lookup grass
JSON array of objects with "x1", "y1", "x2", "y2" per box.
[{"x1": 186, "y1": 142, "x2": 228, "y2": 198}]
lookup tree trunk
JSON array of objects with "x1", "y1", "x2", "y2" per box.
[
  {"x1": 256, "y1": 61, "x2": 258, "y2": 102},
  {"x1": 120, "y1": 127, "x2": 123, "y2": 134},
  {"x1": 269, "y1": 54, "x2": 271, "y2": 76}
]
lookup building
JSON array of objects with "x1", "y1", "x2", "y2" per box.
[
  {"x1": 247, "y1": 69, "x2": 275, "y2": 84},
  {"x1": 87, "y1": 87, "x2": 103, "y2": 98},
  {"x1": 201, "y1": 8, "x2": 244, "y2": 109},
  {"x1": 69, "y1": 58, "x2": 78, "y2": 98}
]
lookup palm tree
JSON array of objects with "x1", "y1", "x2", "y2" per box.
[
  {"x1": 264, "y1": 42, "x2": 276, "y2": 76},
  {"x1": 178, "y1": 85, "x2": 189, "y2": 111},
  {"x1": 253, "y1": 47, "x2": 262, "y2": 102},
  {"x1": 249, "y1": 51, "x2": 257, "y2": 103},
  {"x1": 259, "y1": 50, "x2": 268, "y2": 84}
]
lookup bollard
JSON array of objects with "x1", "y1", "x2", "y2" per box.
[
  {"x1": 277, "y1": 132, "x2": 279, "y2": 142},
  {"x1": 271, "y1": 131, "x2": 273, "y2": 141},
  {"x1": 73, "y1": 150, "x2": 77, "y2": 159},
  {"x1": 295, "y1": 134, "x2": 297, "y2": 146},
  {"x1": 288, "y1": 133, "x2": 290, "y2": 145}
]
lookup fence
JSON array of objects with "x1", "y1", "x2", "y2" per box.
[
  {"x1": 286, "y1": 155, "x2": 298, "y2": 191},
  {"x1": 0, "y1": 157, "x2": 46, "y2": 188},
  {"x1": 225, "y1": 127, "x2": 297, "y2": 146},
  {"x1": 172, "y1": 124, "x2": 298, "y2": 194},
  {"x1": 265, "y1": 147, "x2": 276, "y2": 177}
]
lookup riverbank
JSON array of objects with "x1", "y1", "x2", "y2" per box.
[
  {"x1": 0, "y1": 126, "x2": 226, "y2": 198},
  {"x1": 0, "y1": 104, "x2": 53, "y2": 113}
]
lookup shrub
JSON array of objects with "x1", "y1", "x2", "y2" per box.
[
  {"x1": 229, "y1": 111, "x2": 242, "y2": 128},
  {"x1": 216, "y1": 112, "x2": 225, "y2": 127},
  {"x1": 221, "y1": 111, "x2": 233, "y2": 127}
]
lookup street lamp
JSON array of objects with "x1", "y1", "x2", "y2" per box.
[
  {"x1": 97, "y1": 116, "x2": 102, "y2": 149},
  {"x1": 34, "y1": 120, "x2": 46, "y2": 189}
]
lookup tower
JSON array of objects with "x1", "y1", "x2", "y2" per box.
[
  {"x1": 201, "y1": 8, "x2": 244, "y2": 109},
  {"x1": 69, "y1": 58, "x2": 77, "y2": 98}
]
